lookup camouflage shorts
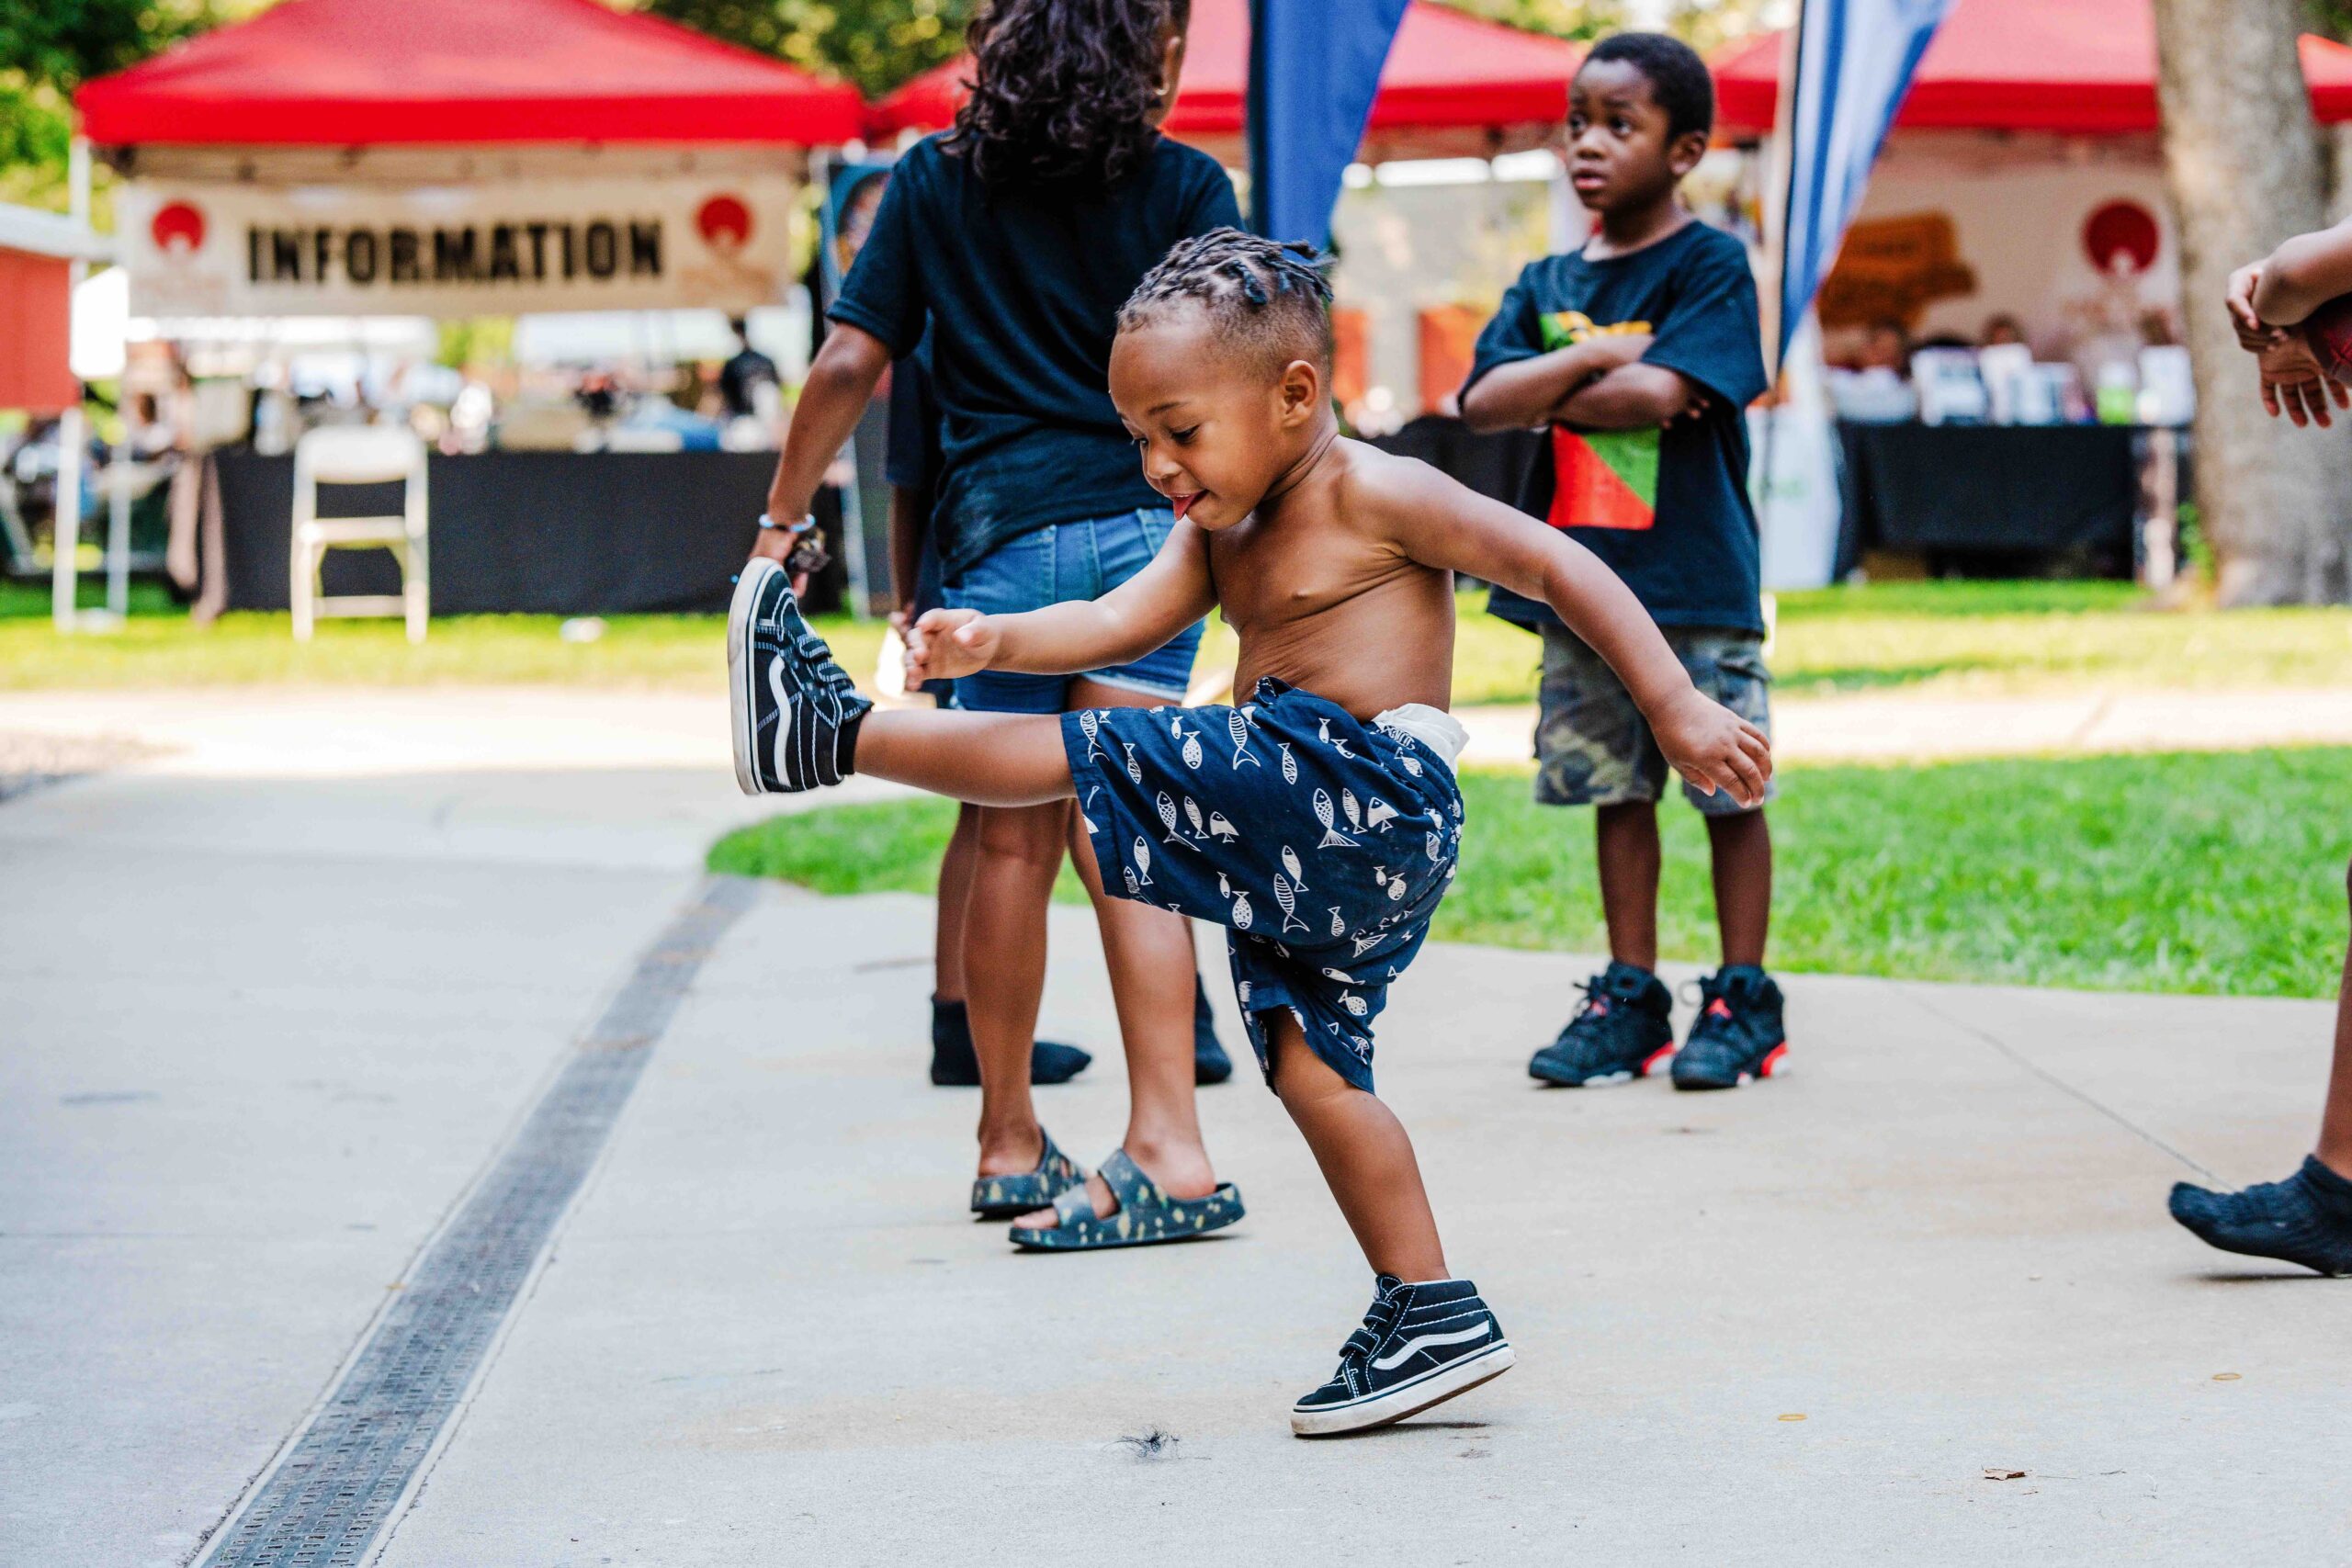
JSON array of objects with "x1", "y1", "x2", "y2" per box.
[{"x1": 1533, "y1": 625, "x2": 1773, "y2": 815}]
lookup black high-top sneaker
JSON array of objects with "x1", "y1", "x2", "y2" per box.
[
  {"x1": 1671, "y1": 964, "x2": 1788, "y2": 1090},
  {"x1": 729, "y1": 557, "x2": 871, "y2": 795},
  {"x1": 1291, "y1": 1275, "x2": 1514, "y2": 1437},
  {"x1": 1528, "y1": 960, "x2": 1675, "y2": 1087}
]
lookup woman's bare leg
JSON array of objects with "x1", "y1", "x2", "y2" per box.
[
  {"x1": 852, "y1": 709, "x2": 1079, "y2": 1173},
  {"x1": 1008, "y1": 678, "x2": 1216, "y2": 1226},
  {"x1": 933, "y1": 804, "x2": 979, "y2": 1003},
  {"x1": 1267, "y1": 1012, "x2": 1447, "y2": 1281},
  {"x1": 961, "y1": 801, "x2": 1065, "y2": 1179}
]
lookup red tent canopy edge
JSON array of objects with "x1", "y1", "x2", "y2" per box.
[
  {"x1": 75, "y1": 0, "x2": 865, "y2": 147},
  {"x1": 1713, "y1": 1, "x2": 2352, "y2": 138},
  {"x1": 871, "y1": 0, "x2": 1584, "y2": 140}
]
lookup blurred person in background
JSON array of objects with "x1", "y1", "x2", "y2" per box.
[{"x1": 749, "y1": 0, "x2": 1241, "y2": 1243}]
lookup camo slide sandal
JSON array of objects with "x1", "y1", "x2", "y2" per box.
[
  {"x1": 970, "y1": 1129, "x2": 1086, "y2": 1220},
  {"x1": 1008, "y1": 1149, "x2": 1244, "y2": 1251}
]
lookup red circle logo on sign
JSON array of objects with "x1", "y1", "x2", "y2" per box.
[
  {"x1": 152, "y1": 200, "x2": 207, "y2": 254},
  {"x1": 2082, "y1": 200, "x2": 2159, "y2": 275},
  {"x1": 695, "y1": 196, "x2": 752, "y2": 252}
]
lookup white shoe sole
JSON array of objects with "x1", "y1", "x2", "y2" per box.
[
  {"x1": 727, "y1": 558, "x2": 779, "y2": 795},
  {"x1": 1290, "y1": 1341, "x2": 1515, "y2": 1438}
]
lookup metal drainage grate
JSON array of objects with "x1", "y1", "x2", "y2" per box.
[{"x1": 199, "y1": 877, "x2": 758, "y2": 1567}]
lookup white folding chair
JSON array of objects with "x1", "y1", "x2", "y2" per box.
[{"x1": 289, "y1": 425, "x2": 429, "y2": 643}]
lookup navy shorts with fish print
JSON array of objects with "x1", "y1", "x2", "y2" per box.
[{"x1": 1061, "y1": 676, "x2": 1465, "y2": 1095}]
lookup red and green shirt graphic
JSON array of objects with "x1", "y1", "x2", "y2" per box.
[{"x1": 1539, "y1": 310, "x2": 1658, "y2": 532}]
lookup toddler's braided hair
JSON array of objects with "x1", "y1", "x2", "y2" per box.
[{"x1": 1118, "y1": 227, "x2": 1335, "y2": 377}]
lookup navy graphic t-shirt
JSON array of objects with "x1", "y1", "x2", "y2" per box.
[
  {"x1": 1462, "y1": 220, "x2": 1768, "y2": 635},
  {"x1": 829, "y1": 134, "x2": 1241, "y2": 580}
]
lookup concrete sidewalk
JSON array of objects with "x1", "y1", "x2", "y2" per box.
[
  {"x1": 3, "y1": 709, "x2": 2347, "y2": 1565},
  {"x1": 5, "y1": 680, "x2": 2349, "y2": 782}
]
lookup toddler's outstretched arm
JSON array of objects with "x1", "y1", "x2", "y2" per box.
[
  {"x1": 906, "y1": 519, "x2": 1216, "y2": 685},
  {"x1": 1369, "y1": 457, "x2": 1770, "y2": 807}
]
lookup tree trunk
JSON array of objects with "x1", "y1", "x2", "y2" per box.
[{"x1": 2154, "y1": 0, "x2": 2351, "y2": 604}]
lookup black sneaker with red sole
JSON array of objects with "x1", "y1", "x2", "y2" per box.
[
  {"x1": 1528, "y1": 961, "x2": 1675, "y2": 1087},
  {"x1": 1671, "y1": 965, "x2": 1787, "y2": 1090}
]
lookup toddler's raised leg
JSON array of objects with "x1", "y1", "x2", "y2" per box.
[{"x1": 856, "y1": 708, "x2": 1077, "y2": 807}]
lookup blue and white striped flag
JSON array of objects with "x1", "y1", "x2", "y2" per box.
[{"x1": 1779, "y1": 0, "x2": 1955, "y2": 359}]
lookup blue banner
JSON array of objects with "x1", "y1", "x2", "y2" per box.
[
  {"x1": 1247, "y1": 0, "x2": 1409, "y2": 245},
  {"x1": 1779, "y1": 0, "x2": 1953, "y2": 359}
]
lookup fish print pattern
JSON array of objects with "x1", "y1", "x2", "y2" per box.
[
  {"x1": 1273, "y1": 873, "x2": 1307, "y2": 933},
  {"x1": 1065, "y1": 678, "x2": 1463, "y2": 1098},
  {"x1": 1313, "y1": 789, "x2": 1356, "y2": 849}
]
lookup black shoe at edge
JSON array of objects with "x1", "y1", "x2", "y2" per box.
[{"x1": 2169, "y1": 1156, "x2": 2352, "y2": 1277}]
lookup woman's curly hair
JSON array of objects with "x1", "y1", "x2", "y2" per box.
[{"x1": 942, "y1": 0, "x2": 1189, "y2": 192}]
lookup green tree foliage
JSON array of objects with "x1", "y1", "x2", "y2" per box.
[
  {"x1": 637, "y1": 0, "x2": 974, "y2": 96},
  {"x1": 0, "y1": 0, "x2": 224, "y2": 209},
  {"x1": 1452, "y1": 0, "x2": 1789, "y2": 57}
]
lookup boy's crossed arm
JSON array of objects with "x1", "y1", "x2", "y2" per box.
[
  {"x1": 1366, "y1": 458, "x2": 1770, "y2": 807},
  {"x1": 905, "y1": 519, "x2": 1216, "y2": 685},
  {"x1": 1459, "y1": 333, "x2": 1707, "y2": 432}
]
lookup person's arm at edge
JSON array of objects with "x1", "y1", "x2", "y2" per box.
[
  {"x1": 1363, "y1": 454, "x2": 1769, "y2": 805},
  {"x1": 907, "y1": 520, "x2": 1217, "y2": 683},
  {"x1": 754, "y1": 322, "x2": 893, "y2": 565},
  {"x1": 2249, "y1": 216, "x2": 2352, "y2": 328}
]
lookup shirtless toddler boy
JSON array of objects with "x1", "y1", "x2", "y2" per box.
[{"x1": 728, "y1": 229, "x2": 1770, "y2": 1433}]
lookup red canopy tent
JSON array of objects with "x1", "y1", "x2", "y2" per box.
[
  {"x1": 75, "y1": 0, "x2": 864, "y2": 147},
  {"x1": 871, "y1": 0, "x2": 1584, "y2": 157},
  {"x1": 1713, "y1": 0, "x2": 2352, "y2": 138}
]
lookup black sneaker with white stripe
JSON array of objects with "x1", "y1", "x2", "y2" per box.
[
  {"x1": 1291, "y1": 1274, "x2": 1514, "y2": 1437},
  {"x1": 729, "y1": 556, "x2": 872, "y2": 795}
]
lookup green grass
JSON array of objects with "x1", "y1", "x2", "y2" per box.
[
  {"x1": 1448, "y1": 580, "x2": 2352, "y2": 705},
  {"x1": 6, "y1": 576, "x2": 2349, "y2": 702},
  {"x1": 0, "y1": 579, "x2": 885, "y2": 692},
  {"x1": 709, "y1": 748, "x2": 2352, "y2": 1000}
]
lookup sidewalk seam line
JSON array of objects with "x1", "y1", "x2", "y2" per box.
[{"x1": 1905, "y1": 984, "x2": 2219, "y2": 1182}]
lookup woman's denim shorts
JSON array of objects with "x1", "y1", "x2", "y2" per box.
[{"x1": 943, "y1": 507, "x2": 1204, "y2": 714}]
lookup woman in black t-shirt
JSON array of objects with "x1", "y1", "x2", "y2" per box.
[{"x1": 753, "y1": 0, "x2": 1237, "y2": 1244}]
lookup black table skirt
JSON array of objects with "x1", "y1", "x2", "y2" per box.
[
  {"x1": 1836, "y1": 423, "x2": 2145, "y2": 576},
  {"x1": 209, "y1": 448, "x2": 836, "y2": 617},
  {"x1": 1372, "y1": 416, "x2": 1543, "y2": 508}
]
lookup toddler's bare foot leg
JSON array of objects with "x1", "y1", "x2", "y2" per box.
[
  {"x1": 855, "y1": 708, "x2": 1076, "y2": 806},
  {"x1": 1266, "y1": 1012, "x2": 1446, "y2": 1281}
]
